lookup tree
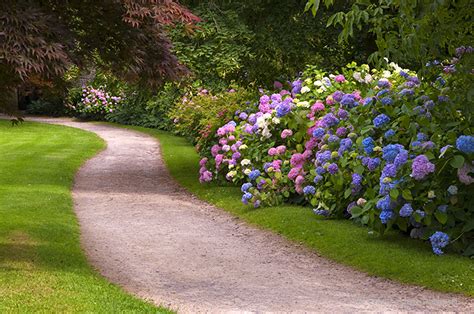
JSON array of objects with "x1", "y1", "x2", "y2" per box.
[
  {"x1": 0, "y1": 0, "x2": 199, "y2": 115},
  {"x1": 305, "y1": 0, "x2": 473, "y2": 69}
]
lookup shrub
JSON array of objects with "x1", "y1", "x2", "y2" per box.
[
  {"x1": 198, "y1": 53, "x2": 474, "y2": 256},
  {"x1": 170, "y1": 87, "x2": 257, "y2": 152},
  {"x1": 26, "y1": 99, "x2": 70, "y2": 117},
  {"x1": 69, "y1": 86, "x2": 122, "y2": 120}
]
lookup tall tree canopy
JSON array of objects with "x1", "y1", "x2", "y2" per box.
[{"x1": 0, "y1": 0, "x2": 199, "y2": 114}]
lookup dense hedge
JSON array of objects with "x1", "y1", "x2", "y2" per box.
[{"x1": 188, "y1": 54, "x2": 474, "y2": 256}]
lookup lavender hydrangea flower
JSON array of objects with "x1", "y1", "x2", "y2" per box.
[
  {"x1": 322, "y1": 113, "x2": 340, "y2": 127},
  {"x1": 276, "y1": 101, "x2": 292, "y2": 117},
  {"x1": 303, "y1": 185, "x2": 316, "y2": 195},
  {"x1": 313, "y1": 175, "x2": 323, "y2": 184},
  {"x1": 241, "y1": 183, "x2": 252, "y2": 192},
  {"x1": 411, "y1": 155, "x2": 435, "y2": 180},
  {"x1": 367, "y1": 157, "x2": 381, "y2": 171}
]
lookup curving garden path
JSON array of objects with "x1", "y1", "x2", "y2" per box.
[{"x1": 30, "y1": 118, "x2": 474, "y2": 313}]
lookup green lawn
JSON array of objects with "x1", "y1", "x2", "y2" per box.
[
  {"x1": 0, "y1": 120, "x2": 168, "y2": 312},
  {"x1": 115, "y1": 124, "x2": 474, "y2": 297}
]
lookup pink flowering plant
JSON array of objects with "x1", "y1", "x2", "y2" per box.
[
  {"x1": 196, "y1": 51, "x2": 474, "y2": 255},
  {"x1": 70, "y1": 86, "x2": 122, "y2": 120}
]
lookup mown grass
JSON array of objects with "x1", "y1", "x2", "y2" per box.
[
  {"x1": 0, "y1": 120, "x2": 169, "y2": 312},
  {"x1": 115, "y1": 124, "x2": 474, "y2": 297}
]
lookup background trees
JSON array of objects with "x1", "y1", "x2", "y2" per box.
[{"x1": 0, "y1": 0, "x2": 199, "y2": 114}]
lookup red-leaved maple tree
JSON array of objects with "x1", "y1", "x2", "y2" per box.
[{"x1": 0, "y1": 0, "x2": 199, "y2": 114}]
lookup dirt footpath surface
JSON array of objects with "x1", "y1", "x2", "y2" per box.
[{"x1": 30, "y1": 118, "x2": 474, "y2": 313}]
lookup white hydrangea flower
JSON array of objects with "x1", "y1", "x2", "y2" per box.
[
  {"x1": 382, "y1": 70, "x2": 392, "y2": 78},
  {"x1": 364, "y1": 74, "x2": 373, "y2": 83},
  {"x1": 296, "y1": 101, "x2": 310, "y2": 108},
  {"x1": 262, "y1": 127, "x2": 272, "y2": 138},
  {"x1": 228, "y1": 164, "x2": 234, "y2": 169},
  {"x1": 241, "y1": 159, "x2": 251, "y2": 166},
  {"x1": 313, "y1": 80, "x2": 323, "y2": 86},
  {"x1": 222, "y1": 145, "x2": 230, "y2": 152},
  {"x1": 322, "y1": 77, "x2": 332, "y2": 86},
  {"x1": 301, "y1": 86, "x2": 311, "y2": 94},
  {"x1": 353, "y1": 72, "x2": 364, "y2": 83},
  {"x1": 272, "y1": 117, "x2": 280, "y2": 124},
  {"x1": 243, "y1": 168, "x2": 251, "y2": 175},
  {"x1": 227, "y1": 171, "x2": 237, "y2": 178},
  {"x1": 239, "y1": 144, "x2": 248, "y2": 150}
]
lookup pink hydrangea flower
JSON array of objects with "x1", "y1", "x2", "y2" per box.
[
  {"x1": 199, "y1": 158, "x2": 208, "y2": 167},
  {"x1": 211, "y1": 145, "x2": 220, "y2": 157},
  {"x1": 312, "y1": 101, "x2": 325, "y2": 112},
  {"x1": 458, "y1": 161, "x2": 474, "y2": 185},
  {"x1": 281, "y1": 129, "x2": 293, "y2": 139},
  {"x1": 334, "y1": 74, "x2": 346, "y2": 83},
  {"x1": 290, "y1": 153, "x2": 305, "y2": 168},
  {"x1": 276, "y1": 145, "x2": 286, "y2": 155},
  {"x1": 219, "y1": 138, "x2": 228, "y2": 146},
  {"x1": 326, "y1": 95, "x2": 335, "y2": 105},
  {"x1": 268, "y1": 147, "x2": 278, "y2": 156}
]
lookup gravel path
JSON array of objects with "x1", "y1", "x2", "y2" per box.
[{"x1": 29, "y1": 118, "x2": 474, "y2": 313}]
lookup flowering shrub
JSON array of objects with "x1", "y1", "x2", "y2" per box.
[
  {"x1": 196, "y1": 51, "x2": 474, "y2": 256},
  {"x1": 69, "y1": 86, "x2": 122, "y2": 120},
  {"x1": 170, "y1": 87, "x2": 257, "y2": 153}
]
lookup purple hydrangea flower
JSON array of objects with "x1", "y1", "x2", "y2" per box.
[
  {"x1": 303, "y1": 185, "x2": 316, "y2": 195},
  {"x1": 367, "y1": 157, "x2": 381, "y2": 171},
  {"x1": 327, "y1": 163, "x2": 339, "y2": 174},
  {"x1": 411, "y1": 155, "x2": 435, "y2": 180},
  {"x1": 322, "y1": 113, "x2": 340, "y2": 127}
]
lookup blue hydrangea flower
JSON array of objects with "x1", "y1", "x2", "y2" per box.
[
  {"x1": 316, "y1": 151, "x2": 332, "y2": 165},
  {"x1": 447, "y1": 185, "x2": 458, "y2": 195},
  {"x1": 313, "y1": 127, "x2": 325, "y2": 139},
  {"x1": 376, "y1": 89, "x2": 389, "y2": 97},
  {"x1": 328, "y1": 135, "x2": 340, "y2": 143},
  {"x1": 415, "y1": 210, "x2": 426, "y2": 218},
  {"x1": 379, "y1": 210, "x2": 394, "y2": 224},
  {"x1": 276, "y1": 101, "x2": 291, "y2": 117},
  {"x1": 456, "y1": 135, "x2": 474, "y2": 154},
  {"x1": 393, "y1": 149, "x2": 408, "y2": 168},
  {"x1": 341, "y1": 94, "x2": 357, "y2": 108},
  {"x1": 380, "y1": 97, "x2": 393, "y2": 106},
  {"x1": 377, "y1": 80, "x2": 390, "y2": 88},
  {"x1": 241, "y1": 183, "x2": 252, "y2": 192},
  {"x1": 376, "y1": 195, "x2": 392, "y2": 212},
  {"x1": 384, "y1": 129, "x2": 395, "y2": 139},
  {"x1": 399, "y1": 203, "x2": 413, "y2": 217},
  {"x1": 382, "y1": 164, "x2": 397, "y2": 177},
  {"x1": 399, "y1": 89, "x2": 414, "y2": 96},
  {"x1": 437, "y1": 205, "x2": 448, "y2": 213},
  {"x1": 363, "y1": 97, "x2": 375, "y2": 106},
  {"x1": 382, "y1": 144, "x2": 404, "y2": 163},
  {"x1": 316, "y1": 166, "x2": 326, "y2": 175},
  {"x1": 248, "y1": 170, "x2": 261, "y2": 180},
  {"x1": 322, "y1": 113, "x2": 340, "y2": 127},
  {"x1": 362, "y1": 137, "x2": 375, "y2": 154},
  {"x1": 424, "y1": 100, "x2": 435, "y2": 110},
  {"x1": 373, "y1": 114, "x2": 390, "y2": 128},
  {"x1": 313, "y1": 175, "x2": 323, "y2": 184},
  {"x1": 429, "y1": 231, "x2": 450, "y2": 255},
  {"x1": 313, "y1": 208, "x2": 329, "y2": 216},
  {"x1": 303, "y1": 185, "x2": 316, "y2": 195},
  {"x1": 417, "y1": 133, "x2": 428, "y2": 141}
]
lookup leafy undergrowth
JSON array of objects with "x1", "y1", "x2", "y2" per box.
[
  {"x1": 114, "y1": 123, "x2": 474, "y2": 297},
  {"x1": 0, "y1": 120, "x2": 170, "y2": 312}
]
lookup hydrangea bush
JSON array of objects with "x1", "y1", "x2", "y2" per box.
[
  {"x1": 190, "y1": 53, "x2": 474, "y2": 256},
  {"x1": 70, "y1": 86, "x2": 122, "y2": 120}
]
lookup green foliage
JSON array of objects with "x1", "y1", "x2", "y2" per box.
[
  {"x1": 306, "y1": 0, "x2": 474, "y2": 69},
  {"x1": 25, "y1": 99, "x2": 69, "y2": 117},
  {"x1": 176, "y1": 0, "x2": 374, "y2": 87}
]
